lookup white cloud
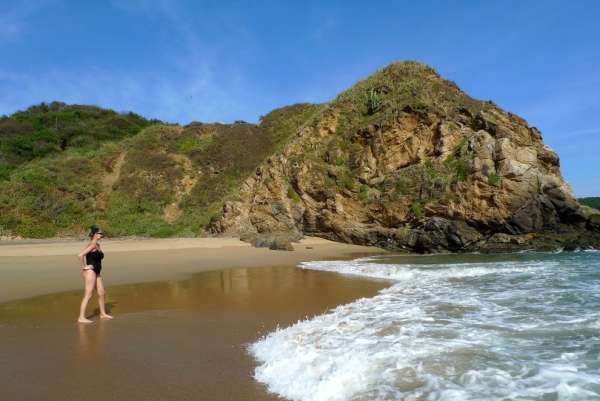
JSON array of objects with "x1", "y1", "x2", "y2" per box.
[
  {"x1": 0, "y1": 60, "x2": 247, "y2": 123},
  {"x1": 0, "y1": 0, "x2": 257, "y2": 123}
]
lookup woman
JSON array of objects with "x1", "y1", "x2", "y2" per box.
[{"x1": 77, "y1": 226, "x2": 113, "y2": 323}]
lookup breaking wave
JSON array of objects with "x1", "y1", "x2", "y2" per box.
[{"x1": 250, "y1": 252, "x2": 600, "y2": 401}]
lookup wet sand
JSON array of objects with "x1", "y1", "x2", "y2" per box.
[
  {"x1": 0, "y1": 237, "x2": 388, "y2": 401},
  {"x1": 0, "y1": 236, "x2": 386, "y2": 303}
]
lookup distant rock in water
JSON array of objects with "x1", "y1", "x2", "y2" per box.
[{"x1": 210, "y1": 61, "x2": 600, "y2": 252}]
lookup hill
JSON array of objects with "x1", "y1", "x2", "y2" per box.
[
  {"x1": 1, "y1": 62, "x2": 599, "y2": 251},
  {"x1": 0, "y1": 102, "x2": 156, "y2": 181},
  {"x1": 578, "y1": 197, "x2": 600, "y2": 211},
  {"x1": 0, "y1": 102, "x2": 321, "y2": 238},
  {"x1": 209, "y1": 61, "x2": 600, "y2": 251}
]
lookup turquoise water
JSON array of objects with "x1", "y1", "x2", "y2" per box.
[{"x1": 251, "y1": 250, "x2": 600, "y2": 401}]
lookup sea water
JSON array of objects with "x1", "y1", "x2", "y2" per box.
[{"x1": 250, "y1": 250, "x2": 600, "y2": 401}]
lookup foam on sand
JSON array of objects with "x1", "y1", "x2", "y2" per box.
[{"x1": 249, "y1": 253, "x2": 600, "y2": 401}]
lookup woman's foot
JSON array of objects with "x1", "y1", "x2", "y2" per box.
[
  {"x1": 100, "y1": 314, "x2": 113, "y2": 320},
  {"x1": 78, "y1": 317, "x2": 93, "y2": 324}
]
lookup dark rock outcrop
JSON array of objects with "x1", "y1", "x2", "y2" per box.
[{"x1": 588, "y1": 215, "x2": 600, "y2": 233}]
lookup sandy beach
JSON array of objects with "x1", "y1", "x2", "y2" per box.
[
  {"x1": 0, "y1": 236, "x2": 387, "y2": 303},
  {"x1": 0, "y1": 236, "x2": 389, "y2": 401}
]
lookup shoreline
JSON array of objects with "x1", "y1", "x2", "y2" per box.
[
  {"x1": 0, "y1": 237, "x2": 390, "y2": 401},
  {"x1": 0, "y1": 236, "x2": 388, "y2": 303}
]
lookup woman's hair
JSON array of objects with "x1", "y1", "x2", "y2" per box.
[{"x1": 88, "y1": 225, "x2": 100, "y2": 238}]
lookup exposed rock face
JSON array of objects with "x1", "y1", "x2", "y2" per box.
[{"x1": 210, "y1": 62, "x2": 599, "y2": 252}]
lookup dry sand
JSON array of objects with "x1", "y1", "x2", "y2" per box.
[
  {"x1": 0, "y1": 236, "x2": 387, "y2": 303},
  {"x1": 0, "y1": 236, "x2": 389, "y2": 401}
]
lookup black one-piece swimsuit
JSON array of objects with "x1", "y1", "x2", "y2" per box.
[{"x1": 85, "y1": 248, "x2": 104, "y2": 275}]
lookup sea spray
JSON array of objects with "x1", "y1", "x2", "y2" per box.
[{"x1": 249, "y1": 252, "x2": 600, "y2": 401}]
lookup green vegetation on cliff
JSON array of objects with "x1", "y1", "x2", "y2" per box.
[
  {"x1": 259, "y1": 103, "x2": 325, "y2": 151},
  {"x1": 0, "y1": 102, "x2": 320, "y2": 238},
  {"x1": 578, "y1": 197, "x2": 600, "y2": 219},
  {"x1": 0, "y1": 101, "x2": 156, "y2": 181},
  {"x1": 579, "y1": 197, "x2": 600, "y2": 211},
  {"x1": 284, "y1": 62, "x2": 481, "y2": 215},
  {"x1": 332, "y1": 61, "x2": 489, "y2": 136}
]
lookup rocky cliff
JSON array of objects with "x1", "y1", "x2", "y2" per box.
[
  {"x1": 1, "y1": 62, "x2": 598, "y2": 250},
  {"x1": 210, "y1": 61, "x2": 600, "y2": 252}
]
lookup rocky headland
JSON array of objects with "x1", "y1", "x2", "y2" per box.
[
  {"x1": 1, "y1": 61, "x2": 598, "y2": 252},
  {"x1": 209, "y1": 62, "x2": 600, "y2": 252}
]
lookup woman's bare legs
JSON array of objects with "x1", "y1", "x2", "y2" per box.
[
  {"x1": 95, "y1": 276, "x2": 113, "y2": 319},
  {"x1": 78, "y1": 270, "x2": 96, "y2": 323}
]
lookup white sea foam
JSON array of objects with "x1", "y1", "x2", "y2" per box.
[{"x1": 250, "y1": 253, "x2": 600, "y2": 401}]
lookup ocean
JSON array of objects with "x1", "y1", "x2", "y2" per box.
[{"x1": 250, "y1": 250, "x2": 600, "y2": 401}]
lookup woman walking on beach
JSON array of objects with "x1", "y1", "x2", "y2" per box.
[{"x1": 77, "y1": 226, "x2": 113, "y2": 323}]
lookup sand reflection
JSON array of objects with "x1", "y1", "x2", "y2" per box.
[
  {"x1": 76, "y1": 319, "x2": 107, "y2": 361},
  {"x1": 0, "y1": 265, "x2": 387, "y2": 401}
]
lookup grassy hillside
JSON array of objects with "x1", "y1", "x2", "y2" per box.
[
  {"x1": 0, "y1": 103, "x2": 322, "y2": 238},
  {"x1": 579, "y1": 197, "x2": 600, "y2": 219},
  {"x1": 332, "y1": 61, "x2": 490, "y2": 136},
  {"x1": 0, "y1": 101, "x2": 156, "y2": 181},
  {"x1": 0, "y1": 64, "x2": 501, "y2": 239},
  {"x1": 579, "y1": 197, "x2": 600, "y2": 210},
  {"x1": 4, "y1": 62, "x2": 588, "y2": 242}
]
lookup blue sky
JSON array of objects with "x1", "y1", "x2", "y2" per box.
[{"x1": 1, "y1": 1, "x2": 598, "y2": 196}]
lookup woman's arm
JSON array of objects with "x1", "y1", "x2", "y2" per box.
[{"x1": 78, "y1": 243, "x2": 96, "y2": 269}]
